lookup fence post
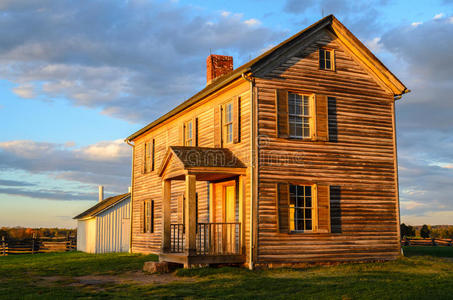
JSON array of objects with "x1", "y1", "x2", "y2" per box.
[
  {"x1": 32, "y1": 233, "x2": 36, "y2": 254},
  {"x1": 1, "y1": 236, "x2": 5, "y2": 256},
  {"x1": 432, "y1": 238, "x2": 436, "y2": 246}
]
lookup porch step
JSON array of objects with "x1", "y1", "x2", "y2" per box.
[{"x1": 159, "y1": 252, "x2": 245, "y2": 267}]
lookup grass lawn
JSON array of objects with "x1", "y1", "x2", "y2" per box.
[
  {"x1": 0, "y1": 250, "x2": 452, "y2": 299},
  {"x1": 403, "y1": 246, "x2": 453, "y2": 258}
]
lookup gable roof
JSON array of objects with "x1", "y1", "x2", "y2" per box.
[
  {"x1": 158, "y1": 146, "x2": 246, "y2": 177},
  {"x1": 126, "y1": 15, "x2": 409, "y2": 142},
  {"x1": 73, "y1": 192, "x2": 130, "y2": 220}
]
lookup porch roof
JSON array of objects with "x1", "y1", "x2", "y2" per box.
[{"x1": 158, "y1": 146, "x2": 246, "y2": 181}]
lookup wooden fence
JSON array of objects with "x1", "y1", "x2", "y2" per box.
[
  {"x1": 402, "y1": 238, "x2": 453, "y2": 247},
  {"x1": 1, "y1": 236, "x2": 76, "y2": 256}
]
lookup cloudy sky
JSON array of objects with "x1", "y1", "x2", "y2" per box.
[{"x1": 0, "y1": 0, "x2": 452, "y2": 228}]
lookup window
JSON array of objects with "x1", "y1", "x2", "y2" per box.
[
  {"x1": 319, "y1": 48, "x2": 334, "y2": 70},
  {"x1": 151, "y1": 139, "x2": 155, "y2": 171},
  {"x1": 288, "y1": 93, "x2": 311, "y2": 138},
  {"x1": 184, "y1": 120, "x2": 193, "y2": 146},
  {"x1": 223, "y1": 102, "x2": 233, "y2": 144},
  {"x1": 144, "y1": 139, "x2": 155, "y2": 173},
  {"x1": 144, "y1": 200, "x2": 154, "y2": 233},
  {"x1": 289, "y1": 185, "x2": 313, "y2": 232}
]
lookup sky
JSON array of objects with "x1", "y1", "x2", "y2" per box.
[{"x1": 0, "y1": 0, "x2": 452, "y2": 228}]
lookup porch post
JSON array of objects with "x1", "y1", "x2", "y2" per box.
[
  {"x1": 239, "y1": 175, "x2": 246, "y2": 255},
  {"x1": 185, "y1": 174, "x2": 197, "y2": 256},
  {"x1": 162, "y1": 179, "x2": 171, "y2": 252}
]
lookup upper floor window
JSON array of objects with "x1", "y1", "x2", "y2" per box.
[
  {"x1": 289, "y1": 185, "x2": 313, "y2": 232},
  {"x1": 288, "y1": 93, "x2": 311, "y2": 139},
  {"x1": 184, "y1": 120, "x2": 193, "y2": 146},
  {"x1": 144, "y1": 139, "x2": 155, "y2": 173},
  {"x1": 223, "y1": 101, "x2": 233, "y2": 144},
  {"x1": 319, "y1": 48, "x2": 334, "y2": 70}
]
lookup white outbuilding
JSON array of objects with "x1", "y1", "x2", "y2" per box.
[{"x1": 74, "y1": 186, "x2": 131, "y2": 253}]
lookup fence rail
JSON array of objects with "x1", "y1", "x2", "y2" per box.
[
  {"x1": 402, "y1": 238, "x2": 453, "y2": 247},
  {"x1": 1, "y1": 236, "x2": 76, "y2": 256}
]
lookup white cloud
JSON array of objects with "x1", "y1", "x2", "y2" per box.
[
  {"x1": 0, "y1": 0, "x2": 282, "y2": 122},
  {"x1": 434, "y1": 13, "x2": 445, "y2": 20},
  {"x1": 12, "y1": 84, "x2": 35, "y2": 98},
  {"x1": 400, "y1": 200, "x2": 426, "y2": 210},
  {"x1": 402, "y1": 210, "x2": 453, "y2": 225},
  {"x1": 449, "y1": 16, "x2": 453, "y2": 24},
  {"x1": 78, "y1": 139, "x2": 130, "y2": 161},
  {"x1": 411, "y1": 21, "x2": 422, "y2": 27},
  {"x1": 244, "y1": 18, "x2": 261, "y2": 26},
  {"x1": 364, "y1": 37, "x2": 382, "y2": 53}
]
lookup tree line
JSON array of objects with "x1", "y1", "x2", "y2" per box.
[
  {"x1": 400, "y1": 224, "x2": 453, "y2": 239},
  {"x1": 0, "y1": 227, "x2": 76, "y2": 240}
]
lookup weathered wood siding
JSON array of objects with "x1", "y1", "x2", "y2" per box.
[
  {"x1": 131, "y1": 79, "x2": 252, "y2": 261},
  {"x1": 255, "y1": 28, "x2": 400, "y2": 263}
]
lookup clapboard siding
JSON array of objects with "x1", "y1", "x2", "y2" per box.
[
  {"x1": 255, "y1": 28, "x2": 399, "y2": 264},
  {"x1": 131, "y1": 79, "x2": 252, "y2": 261}
]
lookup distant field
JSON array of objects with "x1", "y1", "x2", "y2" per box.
[
  {"x1": 403, "y1": 245, "x2": 453, "y2": 258},
  {"x1": 0, "y1": 251, "x2": 452, "y2": 299}
]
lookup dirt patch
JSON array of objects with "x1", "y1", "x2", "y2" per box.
[
  {"x1": 72, "y1": 271, "x2": 195, "y2": 286},
  {"x1": 38, "y1": 276, "x2": 69, "y2": 287}
]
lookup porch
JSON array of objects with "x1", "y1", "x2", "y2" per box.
[{"x1": 158, "y1": 146, "x2": 247, "y2": 267}]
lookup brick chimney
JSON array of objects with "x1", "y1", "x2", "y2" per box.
[{"x1": 206, "y1": 54, "x2": 233, "y2": 84}]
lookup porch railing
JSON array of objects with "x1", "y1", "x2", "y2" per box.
[
  {"x1": 169, "y1": 222, "x2": 242, "y2": 256},
  {"x1": 197, "y1": 222, "x2": 241, "y2": 255},
  {"x1": 170, "y1": 224, "x2": 185, "y2": 253}
]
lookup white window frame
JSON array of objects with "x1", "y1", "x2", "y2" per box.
[
  {"x1": 288, "y1": 92, "x2": 313, "y2": 139},
  {"x1": 223, "y1": 101, "x2": 233, "y2": 144},
  {"x1": 184, "y1": 120, "x2": 193, "y2": 146}
]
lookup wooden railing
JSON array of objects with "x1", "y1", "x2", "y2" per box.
[
  {"x1": 169, "y1": 223, "x2": 242, "y2": 256},
  {"x1": 170, "y1": 224, "x2": 185, "y2": 253},
  {"x1": 196, "y1": 222, "x2": 241, "y2": 256}
]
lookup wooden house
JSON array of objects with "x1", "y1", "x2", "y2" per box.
[
  {"x1": 74, "y1": 187, "x2": 131, "y2": 253},
  {"x1": 125, "y1": 15, "x2": 409, "y2": 268}
]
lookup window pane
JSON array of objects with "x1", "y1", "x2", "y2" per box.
[
  {"x1": 326, "y1": 60, "x2": 331, "y2": 70},
  {"x1": 297, "y1": 219, "x2": 304, "y2": 231},
  {"x1": 305, "y1": 196, "x2": 312, "y2": 208},
  {"x1": 226, "y1": 103, "x2": 232, "y2": 122},
  {"x1": 325, "y1": 50, "x2": 330, "y2": 61},
  {"x1": 305, "y1": 220, "x2": 312, "y2": 230},
  {"x1": 305, "y1": 208, "x2": 312, "y2": 219},
  {"x1": 305, "y1": 186, "x2": 311, "y2": 196}
]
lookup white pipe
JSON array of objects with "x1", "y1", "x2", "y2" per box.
[
  {"x1": 242, "y1": 72, "x2": 255, "y2": 270},
  {"x1": 98, "y1": 185, "x2": 104, "y2": 202}
]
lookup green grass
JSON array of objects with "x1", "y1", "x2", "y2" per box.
[
  {"x1": 403, "y1": 246, "x2": 453, "y2": 258},
  {"x1": 0, "y1": 250, "x2": 452, "y2": 299}
]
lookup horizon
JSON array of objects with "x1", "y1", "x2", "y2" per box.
[{"x1": 1, "y1": 0, "x2": 452, "y2": 227}]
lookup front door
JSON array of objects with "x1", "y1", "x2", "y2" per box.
[{"x1": 223, "y1": 183, "x2": 236, "y2": 253}]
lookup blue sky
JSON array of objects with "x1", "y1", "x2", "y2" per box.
[{"x1": 0, "y1": 0, "x2": 452, "y2": 228}]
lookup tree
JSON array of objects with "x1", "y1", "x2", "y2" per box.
[
  {"x1": 420, "y1": 224, "x2": 431, "y2": 238},
  {"x1": 400, "y1": 223, "x2": 415, "y2": 238}
]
